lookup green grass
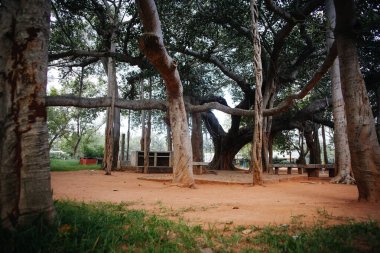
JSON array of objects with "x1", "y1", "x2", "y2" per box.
[
  {"x1": 50, "y1": 159, "x2": 101, "y2": 171},
  {"x1": 1, "y1": 201, "x2": 379, "y2": 252}
]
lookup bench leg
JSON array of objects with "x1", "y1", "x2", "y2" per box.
[
  {"x1": 308, "y1": 169, "x2": 320, "y2": 177},
  {"x1": 328, "y1": 168, "x2": 335, "y2": 177},
  {"x1": 287, "y1": 167, "x2": 292, "y2": 174},
  {"x1": 275, "y1": 167, "x2": 279, "y2": 175},
  {"x1": 298, "y1": 168, "x2": 303, "y2": 174},
  {"x1": 193, "y1": 165, "x2": 202, "y2": 175}
]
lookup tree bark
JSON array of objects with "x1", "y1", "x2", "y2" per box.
[
  {"x1": 250, "y1": 0, "x2": 264, "y2": 185},
  {"x1": 144, "y1": 79, "x2": 152, "y2": 174},
  {"x1": 0, "y1": 0, "x2": 55, "y2": 230},
  {"x1": 334, "y1": 0, "x2": 380, "y2": 201},
  {"x1": 191, "y1": 112, "x2": 204, "y2": 162},
  {"x1": 313, "y1": 125, "x2": 322, "y2": 164},
  {"x1": 120, "y1": 133, "x2": 125, "y2": 161},
  {"x1": 304, "y1": 125, "x2": 321, "y2": 164},
  {"x1": 126, "y1": 110, "x2": 131, "y2": 161},
  {"x1": 326, "y1": 0, "x2": 354, "y2": 184},
  {"x1": 137, "y1": 0, "x2": 194, "y2": 187},
  {"x1": 103, "y1": 39, "x2": 118, "y2": 175},
  {"x1": 140, "y1": 78, "x2": 146, "y2": 151}
]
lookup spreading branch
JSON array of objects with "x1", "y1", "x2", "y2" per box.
[
  {"x1": 49, "y1": 50, "x2": 146, "y2": 67},
  {"x1": 176, "y1": 48, "x2": 254, "y2": 95}
]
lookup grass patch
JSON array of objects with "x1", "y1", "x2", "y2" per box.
[
  {"x1": 50, "y1": 159, "x2": 101, "y2": 171},
  {"x1": 1, "y1": 201, "x2": 379, "y2": 252}
]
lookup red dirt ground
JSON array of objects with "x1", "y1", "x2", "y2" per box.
[{"x1": 51, "y1": 170, "x2": 380, "y2": 228}]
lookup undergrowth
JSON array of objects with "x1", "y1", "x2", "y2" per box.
[
  {"x1": 0, "y1": 201, "x2": 379, "y2": 252},
  {"x1": 50, "y1": 159, "x2": 101, "y2": 171}
]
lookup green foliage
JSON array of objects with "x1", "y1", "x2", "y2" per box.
[
  {"x1": 83, "y1": 144, "x2": 104, "y2": 158},
  {"x1": 50, "y1": 159, "x2": 101, "y2": 171},
  {"x1": 1, "y1": 201, "x2": 379, "y2": 252},
  {"x1": 0, "y1": 201, "x2": 204, "y2": 253},
  {"x1": 255, "y1": 221, "x2": 380, "y2": 253}
]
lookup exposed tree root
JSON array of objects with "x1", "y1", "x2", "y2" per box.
[{"x1": 331, "y1": 174, "x2": 356, "y2": 184}]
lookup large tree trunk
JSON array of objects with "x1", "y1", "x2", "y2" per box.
[
  {"x1": 137, "y1": 0, "x2": 194, "y2": 187},
  {"x1": 334, "y1": 0, "x2": 380, "y2": 201},
  {"x1": 0, "y1": 0, "x2": 55, "y2": 230},
  {"x1": 250, "y1": 0, "x2": 264, "y2": 185},
  {"x1": 203, "y1": 111, "x2": 252, "y2": 170},
  {"x1": 304, "y1": 125, "x2": 321, "y2": 164},
  {"x1": 377, "y1": 86, "x2": 380, "y2": 141},
  {"x1": 326, "y1": 0, "x2": 354, "y2": 184}
]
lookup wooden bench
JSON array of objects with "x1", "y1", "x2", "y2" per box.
[
  {"x1": 268, "y1": 164, "x2": 335, "y2": 178},
  {"x1": 193, "y1": 162, "x2": 209, "y2": 175}
]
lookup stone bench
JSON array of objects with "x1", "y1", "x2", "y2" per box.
[
  {"x1": 269, "y1": 164, "x2": 335, "y2": 177},
  {"x1": 193, "y1": 162, "x2": 209, "y2": 175}
]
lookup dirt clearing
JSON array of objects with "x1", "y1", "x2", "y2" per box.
[{"x1": 51, "y1": 170, "x2": 380, "y2": 227}]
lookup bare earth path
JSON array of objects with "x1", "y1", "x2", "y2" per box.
[{"x1": 51, "y1": 170, "x2": 380, "y2": 227}]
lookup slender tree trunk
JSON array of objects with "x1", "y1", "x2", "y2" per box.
[
  {"x1": 143, "y1": 79, "x2": 152, "y2": 174},
  {"x1": 112, "y1": 102, "x2": 120, "y2": 169},
  {"x1": 0, "y1": 0, "x2": 55, "y2": 230},
  {"x1": 140, "y1": 78, "x2": 146, "y2": 151},
  {"x1": 120, "y1": 133, "x2": 125, "y2": 161},
  {"x1": 334, "y1": 0, "x2": 380, "y2": 201},
  {"x1": 104, "y1": 39, "x2": 117, "y2": 175},
  {"x1": 167, "y1": 121, "x2": 172, "y2": 151},
  {"x1": 137, "y1": 0, "x2": 194, "y2": 187},
  {"x1": 326, "y1": 0, "x2": 354, "y2": 184},
  {"x1": 126, "y1": 110, "x2": 131, "y2": 162},
  {"x1": 73, "y1": 136, "x2": 81, "y2": 158},
  {"x1": 268, "y1": 134, "x2": 274, "y2": 165},
  {"x1": 191, "y1": 111, "x2": 204, "y2": 162},
  {"x1": 262, "y1": 96, "x2": 275, "y2": 173},
  {"x1": 251, "y1": 0, "x2": 264, "y2": 185},
  {"x1": 313, "y1": 125, "x2": 322, "y2": 164},
  {"x1": 321, "y1": 125, "x2": 328, "y2": 164}
]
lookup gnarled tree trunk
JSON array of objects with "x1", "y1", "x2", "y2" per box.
[
  {"x1": 137, "y1": 0, "x2": 194, "y2": 187},
  {"x1": 0, "y1": 0, "x2": 55, "y2": 230},
  {"x1": 334, "y1": 0, "x2": 380, "y2": 201}
]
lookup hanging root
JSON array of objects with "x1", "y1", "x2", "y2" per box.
[{"x1": 331, "y1": 174, "x2": 356, "y2": 184}]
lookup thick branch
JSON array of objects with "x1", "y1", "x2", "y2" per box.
[
  {"x1": 264, "y1": 0, "x2": 296, "y2": 23},
  {"x1": 265, "y1": 0, "x2": 323, "y2": 23},
  {"x1": 49, "y1": 50, "x2": 146, "y2": 67},
  {"x1": 264, "y1": 42, "x2": 337, "y2": 116},
  {"x1": 45, "y1": 96, "x2": 167, "y2": 111}
]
